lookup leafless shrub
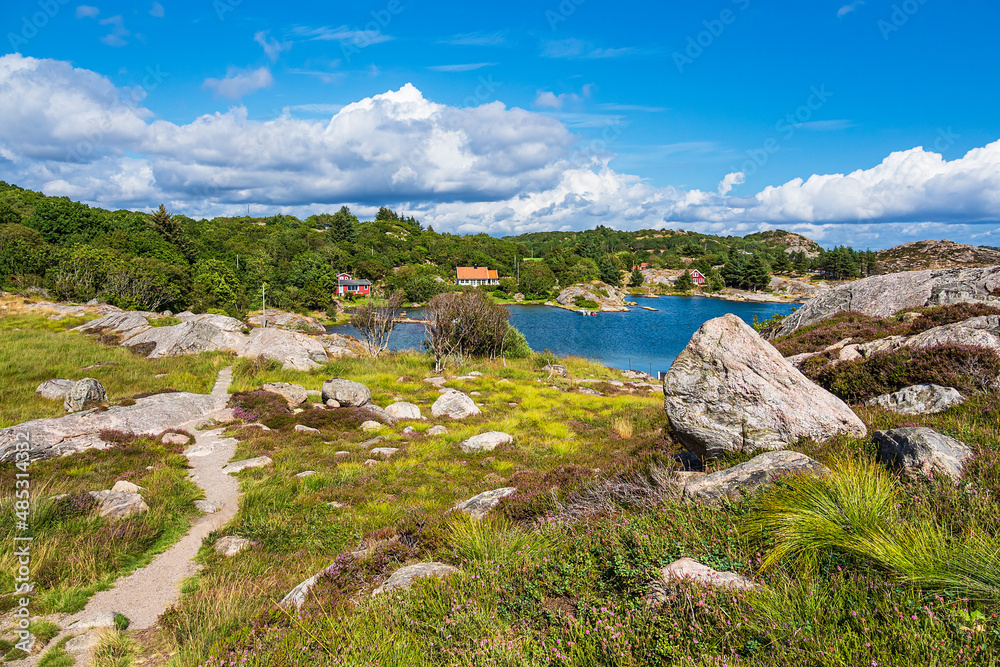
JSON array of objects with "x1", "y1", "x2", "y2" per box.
[
  {"x1": 423, "y1": 290, "x2": 510, "y2": 371},
  {"x1": 351, "y1": 290, "x2": 403, "y2": 358},
  {"x1": 554, "y1": 464, "x2": 678, "y2": 521}
]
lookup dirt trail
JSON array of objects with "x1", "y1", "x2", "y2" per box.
[{"x1": 21, "y1": 367, "x2": 240, "y2": 665}]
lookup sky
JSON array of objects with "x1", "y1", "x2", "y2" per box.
[{"x1": 1, "y1": 0, "x2": 999, "y2": 249}]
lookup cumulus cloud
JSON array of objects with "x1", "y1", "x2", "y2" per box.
[
  {"x1": 534, "y1": 84, "x2": 593, "y2": 110},
  {"x1": 1, "y1": 54, "x2": 998, "y2": 248},
  {"x1": 202, "y1": 66, "x2": 273, "y2": 99}
]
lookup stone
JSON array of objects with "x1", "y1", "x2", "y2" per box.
[
  {"x1": 294, "y1": 424, "x2": 320, "y2": 433},
  {"x1": 68, "y1": 611, "x2": 120, "y2": 631},
  {"x1": 769, "y1": 265, "x2": 1000, "y2": 338},
  {"x1": 579, "y1": 387, "x2": 603, "y2": 396},
  {"x1": 240, "y1": 327, "x2": 329, "y2": 371},
  {"x1": 296, "y1": 470, "x2": 317, "y2": 477},
  {"x1": 110, "y1": 480, "x2": 143, "y2": 493},
  {"x1": 424, "y1": 376, "x2": 447, "y2": 386},
  {"x1": 75, "y1": 311, "x2": 152, "y2": 339},
  {"x1": 360, "y1": 421, "x2": 382, "y2": 432},
  {"x1": 364, "y1": 458, "x2": 379, "y2": 467},
  {"x1": 322, "y1": 379, "x2": 372, "y2": 407},
  {"x1": 121, "y1": 314, "x2": 246, "y2": 358},
  {"x1": 36, "y1": 378, "x2": 75, "y2": 400},
  {"x1": 428, "y1": 425, "x2": 448, "y2": 436},
  {"x1": 89, "y1": 490, "x2": 149, "y2": 519},
  {"x1": 384, "y1": 402, "x2": 423, "y2": 420},
  {"x1": 402, "y1": 426, "x2": 416, "y2": 435},
  {"x1": 280, "y1": 565, "x2": 334, "y2": 608},
  {"x1": 372, "y1": 562, "x2": 460, "y2": 596},
  {"x1": 431, "y1": 391, "x2": 482, "y2": 419},
  {"x1": 458, "y1": 431, "x2": 513, "y2": 453},
  {"x1": 874, "y1": 427, "x2": 973, "y2": 481},
  {"x1": 64, "y1": 378, "x2": 107, "y2": 412},
  {"x1": 215, "y1": 535, "x2": 256, "y2": 557},
  {"x1": 648, "y1": 558, "x2": 756, "y2": 602},
  {"x1": 371, "y1": 447, "x2": 399, "y2": 458},
  {"x1": 248, "y1": 310, "x2": 326, "y2": 332},
  {"x1": 867, "y1": 384, "x2": 967, "y2": 415},
  {"x1": 903, "y1": 315, "x2": 1000, "y2": 353},
  {"x1": 682, "y1": 451, "x2": 830, "y2": 504},
  {"x1": 162, "y1": 432, "x2": 190, "y2": 446},
  {"x1": 222, "y1": 456, "x2": 272, "y2": 474},
  {"x1": 362, "y1": 404, "x2": 398, "y2": 424},
  {"x1": 452, "y1": 487, "x2": 517, "y2": 519},
  {"x1": 65, "y1": 629, "x2": 102, "y2": 657},
  {"x1": 262, "y1": 382, "x2": 309, "y2": 407},
  {"x1": 335, "y1": 451, "x2": 350, "y2": 457},
  {"x1": 664, "y1": 315, "x2": 866, "y2": 459},
  {"x1": 319, "y1": 333, "x2": 362, "y2": 359},
  {"x1": 325, "y1": 399, "x2": 341, "y2": 408},
  {"x1": 360, "y1": 436, "x2": 384, "y2": 448},
  {"x1": 195, "y1": 499, "x2": 221, "y2": 513}
]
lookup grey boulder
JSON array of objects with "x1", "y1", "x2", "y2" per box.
[
  {"x1": 452, "y1": 487, "x2": 516, "y2": 519},
  {"x1": 322, "y1": 379, "x2": 372, "y2": 407},
  {"x1": 122, "y1": 314, "x2": 246, "y2": 357},
  {"x1": 240, "y1": 327, "x2": 329, "y2": 371},
  {"x1": 262, "y1": 382, "x2": 309, "y2": 407},
  {"x1": 36, "y1": 378, "x2": 75, "y2": 400},
  {"x1": 874, "y1": 427, "x2": 973, "y2": 481},
  {"x1": 648, "y1": 558, "x2": 756, "y2": 603},
  {"x1": 64, "y1": 378, "x2": 107, "y2": 412},
  {"x1": 384, "y1": 402, "x2": 423, "y2": 420},
  {"x1": 867, "y1": 384, "x2": 966, "y2": 415},
  {"x1": 458, "y1": 431, "x2": 513, "y2": 453},
  {"x1": 215, "y1": 536, "x2": 256, "y2": 557},
  {"x1": 372, "y1": 562, "x2": 460, "y2": 596},
  {"x1": 89, "y1": 490, "x2": 149, "y2": 519},
  {"x1": 682, "y1": 451, "x2": 830, "y2": 504},
  {"x1": 431, "y1": 391, "x2": 482, "y2": 419},
  {"x1": 664, "y1": 314, "x2": 866, "y2": 459}
]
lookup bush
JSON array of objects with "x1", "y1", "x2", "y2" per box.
[
  {"x1": 228, "y1": 390, "x2": 289, "y2": 424},
  {"x1": 503, "y1": 325, "x2": 532, "y2": 359},
  {"x1": 803, "y1": 344, "x2": 1000, "y2": 402},
  {"x1": 573, "y1": 297, "x2": 599, "y2": 309}
]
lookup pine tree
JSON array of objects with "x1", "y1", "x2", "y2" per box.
[
  {"x1": 147, "y1": 204, "x2": 193, "y2": 261},
  {"x1": 327, "y1": 206, "x2": 359, "y2": 244},
  {"x1": 674, "y1": 270, "x2": 694, "y2": 292},
  {"x1": 629, "y1": 266, "x2": 644, "y2": 287},
  {"x1": 599, "y1": 256, "x2": 622, "y2": 287}
]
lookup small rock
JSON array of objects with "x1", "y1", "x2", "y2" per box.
[
  {"x1": 65, "y1": 629, "x2": 102, "y2": 657},
  {"x1": 64, "y1": 378, "x2": 107, "y2": 412},
  {"x1": 69, "y1": 611, "x2": 120, "y2": 631},
  {"x1": 110, "y1": 480, "x2": 143, "y2": 494},
  {"x1": 431, "y1": 391, "x2": 482, "y2": 419},
  {"x1": 335, "y1": 451, "x2": 350, "y2": 457},
  {"x1": 222, "y1": 456, "x2": 273, "y2": 474},
  {"x1": 89, "y1": 490, "x2": 149, "y2": 519},
  {"x1": 215, "y1": 535, "x2": 256, "y2": 557},
  {"x1": 609, "y1": 380, "x2": 624, "y2": 387},
  {"x1": 327, "y1": 501, "x2": 348, "y2": 508},
  {"x1": 542, "y1": 364, "x2": 568, "y2": 377},
  {"x1": 458, "y1": 431, "x2": 513, "y2": 453},
  {"x1": 682, "y1": 451, "x2": 830, "y2": 504},
  {"x1": 385, "y1": 401, "x2": 423, "y2": 420},
  {"x1": 469, "y1": 391, "x2": 481, "y2": 396},
  {"x1": 427, "y1": 425, "x2": 449, "y2": 436},
  {"x1": 294, "y1": 424, "x2": 320, "y2": 433},
  {"x1": 867, "y1": 384, "x2": 967, "y2": 415},
  {"x1": 36, "y1": 378, "x2": 75, "y2": 400},
  {"x1": 325, "y1": 399, "x2": 341, "y2": 408},
  {"x1": 373, "y1": 562, "x2": 460, "y2": 596},
  {"x1": 874, "y1": 427, "x2": 973, "y2": 481},
  {"x1": 195, "y1": 499, "x2": 221, "y2": 513},
  {"x1": 452, "y1": 487, "x2": 517, "y2": 519},
  {"x1": 262, "y1": 382, "x2": 309, "y2": 407},
  {"x1": 424, "y1": 376, "x2": 446, "y2": 386},
  {"x1": 648, "y1": 558, "x2": 756, "y2": 604},
  {"x1": 321, "y1": 379, "x2": 371, "y2": 407},
  {"x1": 162, "y1": 432, "x2": 190, "y2": 446},
  {"x1": 296, "y1": 470, "x2": 317, "y2": 477},
  {"x1": 579, "y1": 387, "x2": 603, "y2": 396},
  {"x1": 371, "y1": 447, "x2": 399, "y2": 458},
  {"x1": 364, "y1": 458, "x2": 379, "y2": 467},
  {"x1": 360, "y1": 420, "x2": 382, "y2": 432},
  {"x1": 402, "y1": 426, "x2": 416, "y2": 435},
  {"x1": 363, "y1": 404, "x2": 398, "y2": 424},
  {"x1": 468, "y1": 371, "x2": 483, "y2": 377}
]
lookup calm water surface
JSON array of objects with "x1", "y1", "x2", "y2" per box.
[{"x1": 329, "y1": 295, "x2": 796, "y2": 376}]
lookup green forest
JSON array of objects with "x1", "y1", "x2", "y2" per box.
[{"x1": 0, "y1": 181, "x2": 876, "y2": 317}]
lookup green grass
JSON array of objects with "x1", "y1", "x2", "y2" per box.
[{"x1": 36, "y1": 636, "x2": 74, "y2": 667}]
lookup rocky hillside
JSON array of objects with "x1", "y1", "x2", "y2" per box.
[
  {"x1": 745, "y1": 230, "x2": 822, "y2": 257},
  {"x1": 876, "y1": 239, "x2": 1000, "y2": 272}
]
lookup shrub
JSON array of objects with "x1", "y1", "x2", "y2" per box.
[
  {"x1": 503, "y1": 325, "x2": 532, "y2": 359},
  {"x1": 803, "y1": 344, "x2": 1000, "y2": 402},
  {"x1": 573, "y1": 297, "x2": 599, "y2": 309},
  {"x1": 228, "y1": 390, "x2": 289, "y2": 424}
]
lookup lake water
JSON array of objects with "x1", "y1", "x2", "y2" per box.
[{"x1": 329, "y1": 296, "x2": 796, "y2": 376}]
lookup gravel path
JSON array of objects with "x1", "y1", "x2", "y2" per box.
[{"x1": 20, "y1": 367, "x2": 240, "y2": 666}]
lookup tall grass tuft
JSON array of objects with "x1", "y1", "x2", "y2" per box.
[
  {"x1": 749, "y1": 457, "x2": 1000, "y2": 599},
  {"x1": 447, "y1": 515, "x2": 548, "y2": 570}
]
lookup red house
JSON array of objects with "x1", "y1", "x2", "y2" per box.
[
  {"x1": 335, "y1": 273, "x2": 372, "y2": 296},
  {"x1": 687, "y1": 269, "x2": 706, "y2": 285}
]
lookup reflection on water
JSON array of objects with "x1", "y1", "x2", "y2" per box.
[{"x1": 329, "y1": 295, "x2": 796, "y2": 375}]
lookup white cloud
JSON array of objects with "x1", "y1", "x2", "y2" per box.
[
  {"x1": 149, "y1": 2, "x2": 164, "y2": 17},
  {"x1": 202, "y1": 66, "x2": 273, "y2": 99},
  {"x1": 76, "y1": 5, "x2": 99, "y2": 18},
  {"x1": 428, "y1": 63, "x2": 495, "y2": 72},
  {"x1": 534, "y1": 84, "x2": 593, "y2": 110},
  {"x1": 254, "y1": 31, "x2": 290, "y2": 62},
  {"x1": 838, "y1": 1, "x2": 864, "y2": 17},
  {"x1": 292, "y1": 25, "x2": 394, "y2": 46},
  {"x1": 98, "y1": 14, "x2": 129, "y2": 47},
  {"x1": 1, "y1": 54, "x2": 999, "y2": 249},
  {"x1": 718, "y1": 171, "x2": 745, "y2": 195},
  {"x1": 541, "y1": 39, "x2": 633, "y2": 59}
]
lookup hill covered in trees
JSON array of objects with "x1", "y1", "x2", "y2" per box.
[{"x1": 0, "y1": 181, "x2": 873, "y2": 316}]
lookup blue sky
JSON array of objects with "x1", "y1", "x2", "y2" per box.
[{"x1": 1, "y1": 0, "x2": 999, "y2": 248}]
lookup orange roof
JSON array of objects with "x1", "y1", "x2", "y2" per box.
[{"x1": 456, "y1": 266, "x2": 498, "y2": 280}]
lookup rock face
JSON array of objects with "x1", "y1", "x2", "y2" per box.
[
  {"x1": 122, "y1": 314, "x2": 247, "y2": 357},
  {"x1": 241, "y1": 327, "x2": 329, "y2": 371},
  {"x1": 867, "y1": 384, "x2": 966, "y2": 415},
  {"x1": 876, "y1": 239, "x2": 1000, "y2": 273},
  {"x1": 262, "y1": 382, "x2": 309, "y2": 407},
  {"x1": 431, "y1": 391, "x2": 481, "y2": 419},
  {"x1": 0, "y1": 391, "x2": 220, "y2": 462},
  {"x1": 64, "y1": 378, "x2": 107, "y2": 412},
  {"x1": 452, "y1": 487, "x2": 516, "y2": 519},
  {"x1": 556, "y1": 282, "x2": 628, "y2": 312},
  {"x1": 215, "y1": 536, "x2": 256, "y2": 557},
  {"x1": 664, "y1": 315, "x2": 866, "y2": 459},
  {"x1": 682, "y1": 451, "x2": 830, "y2": 504},
  {"x1": 874, "y1": 427, "x2": 973, "y2": 481},
  {"x1": 248, "y1": 310, "x2": 326, "y2": 332},
  {"x1": 319, "y1": 333, "x2": 362, "y2": 359},
  {"x1": 373, "y1": 562, "x2": 460, "y2": 596},
  {"x1": 36, "y1": 378, "x2": 75, "y2": 400},
  {"x1": 768, "y1": 276, "x2": 828, "y2": 298},
  {"x1": 769, "y1": 266, "x2": 1000, "y2": 338},
  {"x1": 384, "y1": 402, "x2": 423, "y2": 420},
  {"x1": 458, "y1": 431, "x2": 513, "y2": 453},
  {"x1": 904, "y1": 315, "x2": 1000, "y2": 352},
  {"x1": 322, "y1": 379, "x2": 371, "y2": 407},
  {"x1": 89, "y1": 490, "x2": 149, "y2": 519}
]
